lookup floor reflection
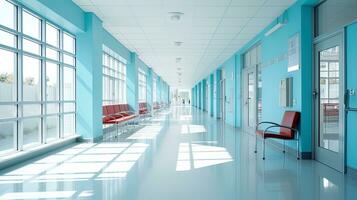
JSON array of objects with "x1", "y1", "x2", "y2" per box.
[{"x1": 0, "y1": 106, "x2": 356, "y2": 200}]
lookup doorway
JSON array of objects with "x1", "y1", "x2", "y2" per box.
[
  {"x1": 243, "y1": 67, "x2": 257, "y2": 133},
  {"x1": 205, "y1": 82, "x2": 209, "y2": 112},
  {"x1": 314, "y1": 32, "x2": 345, "y2": 172},
  {"x1": 220, "y1": 78, "x2": 226, "y2": 121}
]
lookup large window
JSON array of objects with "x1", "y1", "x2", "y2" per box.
[
  {"x1": 153, "y1": 76, "x2": 157, "y2": 103},
  {"x1": 102, "y1": 45, "x2": 127, "y2": 105},
  {"x1": 0, "y1": 0, "x2": 76, "y2": 155},
  {"x1": 138, "y1": 68, "x2": 147, "y2": 102}
]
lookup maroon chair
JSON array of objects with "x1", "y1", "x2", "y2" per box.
[
  {"x1": 255, "y1": 111, "x2": 300, "y2": 160},
  {"x1": 139, "y1": 102, "x2": 149, "y2": 115}
]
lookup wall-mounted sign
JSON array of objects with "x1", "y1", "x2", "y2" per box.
[{"x1": 288, "y1": 33, "x2": 300, "y2": 72}]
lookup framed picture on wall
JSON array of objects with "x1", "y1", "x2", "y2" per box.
[{"x1": 288, "y1": 33, "x2": 300, "y2": 72}]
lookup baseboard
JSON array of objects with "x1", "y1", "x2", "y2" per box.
[
  {"x1": 347, "y1": 167, "x2": 357, "y2": 179},
  {"x1": 301, "y1": 152, "x2": 312, "y2": 159},
  {"x1": 77, "y1": 135, "x2": 103, "y2": 143},
  {"x1": 0, "y1": 135, "x2": 79, "y2": 171}
]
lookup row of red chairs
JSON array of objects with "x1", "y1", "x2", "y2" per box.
[{"x1": 102, "y1": 104, "x2": 137, "y2": 127}]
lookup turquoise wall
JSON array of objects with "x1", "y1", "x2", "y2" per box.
[
  {"x1": 214, "y1": 70, "x2": 222, "y2": 119},
  {"x1": 147, "y1": 69, "x2": 153, "y2": 111},
  {"x1": 76, "y1": 13, "x2": 103, "y2": 140},
  {"x1": 235, "y1": 55, "x2": 242, "y2": 127},
  {"x1": 126, "y1": 53, "x2": 139, "y2": 113},
  {"x1": 346, "y1": 22, "x2": 357, "y2": 169},
  {"x1": 201, "y1": 79, "x2": 207, "y2": 111},
  {"x1": 209, "y1": 74, "x2": 214, "y2": 116}
]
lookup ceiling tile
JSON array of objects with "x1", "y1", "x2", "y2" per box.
[{"x1": 74, "y1": 0, "x2": 295, "y2": 88}]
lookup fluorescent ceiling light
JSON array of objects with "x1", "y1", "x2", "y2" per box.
[{"x1": 265, "y1": 23, "x2": 284, "y2": 36}]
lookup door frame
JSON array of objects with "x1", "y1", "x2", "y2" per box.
[
  {"x1": 220, "y1": 78, "x2": 226, "y2": 121},
  {"x1": 313, "y1": 30, "x2": 346, "y2": 173},
  {"x1": 242, "y1": 66, "x2": 257, "y2": 133}
]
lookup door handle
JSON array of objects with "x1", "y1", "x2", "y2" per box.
[{"x1": 313, "y1": 90, "x2": 319, "y2": 98}]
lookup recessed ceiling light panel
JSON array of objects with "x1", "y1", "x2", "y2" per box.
[
  {"x1": 174, "y1": 41, "x2": 183, "y2": 47},
  {"x1": 168, "y1": 12, "x2": 184, "y2": 21}
]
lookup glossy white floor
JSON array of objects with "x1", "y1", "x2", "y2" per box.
[{"x1": 0, "y1": 106, "x2": 357, "y2": 200}]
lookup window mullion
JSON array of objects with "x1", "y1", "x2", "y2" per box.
[
  {"x1": 41, "y1": 18, "x2": 47, "y2": 144},
  {"x1": 17, "y1": 4, "x2": 24, "y2": 151}
]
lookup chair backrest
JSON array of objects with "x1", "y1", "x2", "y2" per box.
[
  {"x1": 280, "y1": 111, "x2": 300, "y2": 138},
  {"x1": 114, "y1": 105, "x2": 120, "y2": 113},
  {"x1": 139, "y1": 102, "x2": 147, "y2": 109},
  {"x1": 108, "y1": 105, "x2": 115, "y2": 115},
  {"x1": 103, "y1": 106, "x2": 108, "y2": 116}
]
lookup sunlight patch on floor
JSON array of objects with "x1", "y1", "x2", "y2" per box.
[
  {"x1": 181, "y1": 124, "x2": 207, "y2": 134},
  {"x1": 176, "y1": 142, "x2": 233, "y2": 171}
]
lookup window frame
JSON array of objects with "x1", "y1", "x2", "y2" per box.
[
  {"x1": 0, "y1": 0, "x2": 77, "y2": 155},
  {"x1": 102, "y1": 45, "x2": 127, "y2": 105},
  {"x1": 138, "y1": 68, "x2": 147, "y2": 102}
]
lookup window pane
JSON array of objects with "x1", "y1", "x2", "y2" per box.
[
  {"x1": 0, "y1": 105, "x2": 16, "y2": 119},
  {"x1": 63, "y1": 67, "x2": 75, "y2": 100},
  {"x1": 315, "y1": 0, "x2": 357, "y2": 37},
  {"x1": 46, "y1": 103, "x2": 59, "y2": 114},
  {"x1": 23, "y1": 38, "x2": 41, "y2": 55},
  {"x1": 63, "y1": 54, "x2": 75, "y2": 66},
  {"x1": 46, "y1": 23, "x2": 59, "y2": 47},
  {"x1": 46, "y1": 116, "x2": 59, "y2": 141},
  {"x1": 63, "y1": 33, "x2": 75, "y2": 54},
  {"x1": 23, "y1": 10, "x2": 41, "y2": 40},
  {"x1": 0, "y1": 49, "x2": 16, "y2": 102},
  {"x1": 0, "y1": 29, "x2": 17, "y2": 48},
  {"x1": 23, "y1": 118, "x2": 41, "y2": 147},
  {"x1": 23, "y1": 56, "x2": 41, "y2": 101},
  {"x1": 0, "y1": 121, "x2": 15, "y2": 154},
  {"x1": 0, "y1": 0, "x2": 16, "y2": 30},
  {"x1": 23, "y1": 104, "x2": 41, "y2": 117},
  {"x1": 46, "y1": 62, "x2": 59, "y2": 101},
  {"x1": 63, "y1": 114, "x2": 75, "y2": 137},
  {"x1": 46, "y1": 47, "x2": 59, "y2": 61},
  {"x1": 64, "y1": 103, "x2": 75, "y2": 113}
]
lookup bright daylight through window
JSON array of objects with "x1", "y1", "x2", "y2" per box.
[
  {"x1": 0, "y1": 0, "x2": 76, "y2": 155},
  {"x1": 138, "y1": 68, "x2": 147, "y2": 103},
  {"x1": 102, "y1": 45, "x2": 127, "y2": 105}
]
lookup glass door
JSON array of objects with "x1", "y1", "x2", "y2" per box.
[
  {"x1": 314, "y1": 33, "x2": 345, "y2": 172},
  {"x1": 243, "y1": 67, "x2": 256, "y2": 133}
]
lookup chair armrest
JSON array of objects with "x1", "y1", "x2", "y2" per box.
[
  {"x1": 256, "y1": 121, "x2": 280, "y2": 130},
  {"x1": 263, "y1": 125, "x2": 299, "y2": 136},
  {"x1": 109, "y1": 113, "x2": 124, "y2": 118}
]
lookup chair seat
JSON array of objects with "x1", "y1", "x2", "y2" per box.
[
  {"x1": 256, "y1": 130, "x2": 294, "y2": 140},
  {"x1": 139, "y1": 109, "x2": 148, "y2": 114},
  {"x1": 124, "y1": 115, "x2": 136, "y2": 120}
]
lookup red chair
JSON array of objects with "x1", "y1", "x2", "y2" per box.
[{"x1": 255, "y1": 111, "x2": 300, "y2": 160}]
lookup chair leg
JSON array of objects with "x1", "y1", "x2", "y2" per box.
[
  {"x1": 297, "y1": 139, "x2": 300, "y2": 160},
  {"x1": 262, "y1": 139, "x2": 266, "y2": 160},
  {"x1": 254, "y1": 134, "x2": 257, "y2": 153},
  {"x1": 116, "y1": 124, "x2": 119, "y2": 138},
  {"x1": 283, "y1": 141, "x2": 286, "y2": 153}
]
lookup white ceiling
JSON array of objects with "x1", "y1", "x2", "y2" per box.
[{"x1": 73, "y1": 0, "x2": 295, "y2": 88}]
